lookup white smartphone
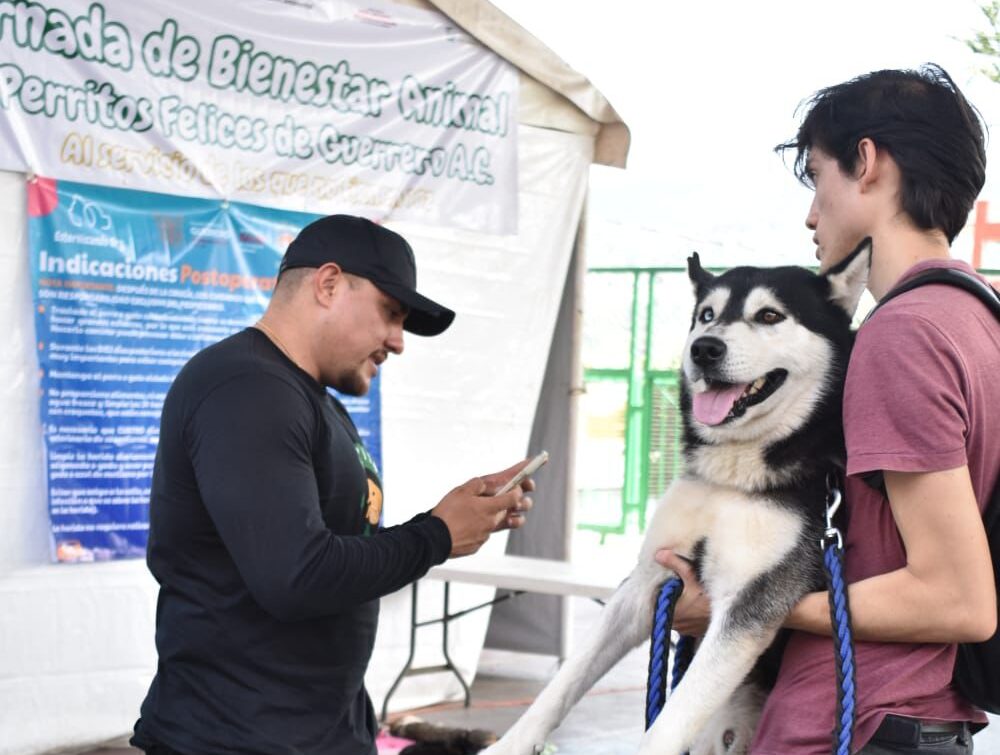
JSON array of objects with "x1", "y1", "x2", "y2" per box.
[{"x1": 494, "y1": 450, "x2": 549, "y2": 496}]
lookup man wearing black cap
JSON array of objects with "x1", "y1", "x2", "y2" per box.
[{"x1": 131, "y1": 215, "x2": 535, "y2": 755}]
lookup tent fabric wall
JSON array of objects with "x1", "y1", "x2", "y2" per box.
[
  {"x1": 483, "y1": 226, "x2": 583, "y2": 657},
  {"x1": 0, "y1": 173, "x2": 48, "y2": 575}
]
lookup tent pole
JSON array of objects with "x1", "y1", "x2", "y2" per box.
[{"x1": 560, "y1": 196, "x2": 588, "y2": 661}]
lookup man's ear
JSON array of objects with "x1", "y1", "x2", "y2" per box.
[
  {"x1": 688, "y1": 252, "x2": 714, "y2": 292},
  {"x1": 855, "y1": 138, "x2": 880, "y2": 190},
  {"x1": 312, "y1": 262, "x2": 343, "y2": 304},
  {"x1": 824, "y1": 238, "x2": 871, "y2": 316}
]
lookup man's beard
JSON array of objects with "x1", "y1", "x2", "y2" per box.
[{"x1": 330, "y1": 366, "x2": 370, "y2": 397}]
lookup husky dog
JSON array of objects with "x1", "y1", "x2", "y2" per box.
[{"x1": 484, "y1": 243, "x2": 870, "y2": 755}]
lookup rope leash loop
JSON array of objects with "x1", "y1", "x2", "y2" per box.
[{"x1": 645, "y1": 577, "x2": 693, "y2": 755}]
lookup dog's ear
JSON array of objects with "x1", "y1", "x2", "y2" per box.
[
  {"x1": 824, "y1": 238, "x2": 871, "y2": 316},
  {"x1": 688, "y1": 252, "x2": 715, "y2": 290}
]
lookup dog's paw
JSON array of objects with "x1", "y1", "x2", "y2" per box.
[
  {"x1": 480, "y1": 729, "x2": 550, "y2": 755},
  {"x1": 480, "y1": 740, "x2": 548, "y2": 755}
]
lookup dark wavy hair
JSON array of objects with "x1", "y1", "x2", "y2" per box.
[{"x1": 776, "y1": 64, "x2": 987, "y2": 243}]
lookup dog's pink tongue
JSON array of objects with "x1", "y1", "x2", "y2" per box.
[{"x1": 692, "y1": 384, "x2": 748, "y2": 426}]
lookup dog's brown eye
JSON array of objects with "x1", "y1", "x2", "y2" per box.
[
  {"x1": 699, "y1": 307, "x2": 714, "y2": 324},
  {"x1": 755, "y1": 308, "x2": 785, "y2": 325}
]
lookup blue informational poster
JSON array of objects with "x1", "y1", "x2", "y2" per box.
[{"x1": 27, "y1": 178, "x2": 382, "y2": 562}]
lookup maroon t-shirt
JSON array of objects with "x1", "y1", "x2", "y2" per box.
[{"x1": 751, "y1": 259, "x2": 1000, "y2": 754}]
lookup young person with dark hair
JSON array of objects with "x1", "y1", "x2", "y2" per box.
[{"x1": 659, "y1": 64, "x2": 998, "y2": 753}]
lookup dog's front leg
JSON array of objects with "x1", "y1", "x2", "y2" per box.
[
  {"x1": 483, "y1": 562, "x2": 665, "y2": 755},
  {"x1": 636, "y1": 609, "x2": 780, "y2": 755}
]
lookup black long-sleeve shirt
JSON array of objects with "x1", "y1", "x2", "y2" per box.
[{"x1": 132, "y1": 328, "x2": 451, "y2": 754}]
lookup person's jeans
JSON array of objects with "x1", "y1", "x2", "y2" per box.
[{"x1": 857, "y1": 715, "x2": 973, "y2": 754}]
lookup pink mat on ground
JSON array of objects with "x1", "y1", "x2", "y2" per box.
[{"x1": 376, "y1": 731, "x2": 416, "y2": 754}]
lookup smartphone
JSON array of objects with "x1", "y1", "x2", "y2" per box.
[{"x1": 494, "y1": 451, "x2": 549, "y2": 496}]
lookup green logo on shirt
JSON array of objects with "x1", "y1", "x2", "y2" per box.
[{"x1": 355, "y1": 443, "x2": 382, "y2": 535}]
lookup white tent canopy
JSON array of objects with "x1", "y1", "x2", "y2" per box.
[{"x1": 0, "y1": 1, "x2": 628, "y2": 752}]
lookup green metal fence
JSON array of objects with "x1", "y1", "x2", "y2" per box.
[{"x1": 575, "y1": 268, "x2": 688, "y2": 539}]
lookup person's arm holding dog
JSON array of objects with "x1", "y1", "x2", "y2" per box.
[
  {"x1": 657, "y1": 466, "x2": 995, "y2": 643},
  {"x1": 784, "y1": 467, "x2": 994, "y2": 642},
  {"x1": 785, "y1": 281, "x2": 996, "y2": 644}
]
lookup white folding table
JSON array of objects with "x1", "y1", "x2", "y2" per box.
[{"x1": 381, "y1": 554, "x2": 623, "y2": 720}]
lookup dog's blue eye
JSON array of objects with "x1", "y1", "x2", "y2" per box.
[
  {"x1": 755, "y1": 308, "x2": 785, "y2": 325},
  {"x1": 699, "y1": 307, "x2": 714, "y2": 323}
]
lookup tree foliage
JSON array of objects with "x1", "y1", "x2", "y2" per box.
[{"x1": 966, "y1": 0, "x2": 1000, "y2": 83}]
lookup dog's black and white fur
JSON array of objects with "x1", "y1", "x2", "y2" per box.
[{"x1": 485, "y1": 244, "x2": 870, "y2": 755}]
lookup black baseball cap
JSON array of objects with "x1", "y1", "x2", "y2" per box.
[{"x1": 279, "y1": 215, "x2": 455, "y2": 336}]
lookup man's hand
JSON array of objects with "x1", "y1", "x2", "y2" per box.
[
  {"x1": 654, "y1": 549, "x2": 711, "y2": 637},
  {"x1": 431, "y1": 459, "x2": 536, "y2": 557}
]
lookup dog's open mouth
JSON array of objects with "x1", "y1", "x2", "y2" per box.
[{"x1": 692, "y1": 369, "x2": 788, "y2": 426}]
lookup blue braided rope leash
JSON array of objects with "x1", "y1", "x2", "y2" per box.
[
  {"x1": 646, "y1": 577, "x2": 695, "y2": 729},
  {"x1": 646, "y1": 576, "x2": 680, "y2": 728},
  {"x1": 821, "y1": 478, "x2": 856, "y2": 755}
]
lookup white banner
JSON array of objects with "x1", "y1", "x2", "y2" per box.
[{"x1": 0, "y1": 0, "x2": 519, "y2": 233}]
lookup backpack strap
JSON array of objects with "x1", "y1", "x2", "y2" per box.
[{"x1": 863, "y1": 267, "x2": 1000, "y2": 325}]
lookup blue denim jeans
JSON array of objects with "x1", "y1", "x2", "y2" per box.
[{"x1": 858, "y1": 715, "x2": 973, "y2": 754}]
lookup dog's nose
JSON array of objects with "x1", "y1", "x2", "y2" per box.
[{"x1": 690, "y1": 336, "x2": 727, "y2": 367}]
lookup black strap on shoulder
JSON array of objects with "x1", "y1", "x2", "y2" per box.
[{"x1": 864, "y1": 267, "x2": 1000, "y2": 325}]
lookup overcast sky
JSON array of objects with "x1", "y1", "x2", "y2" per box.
[{"x1": 491, "y1": 0, "x2": 1000, "y2": 268}]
